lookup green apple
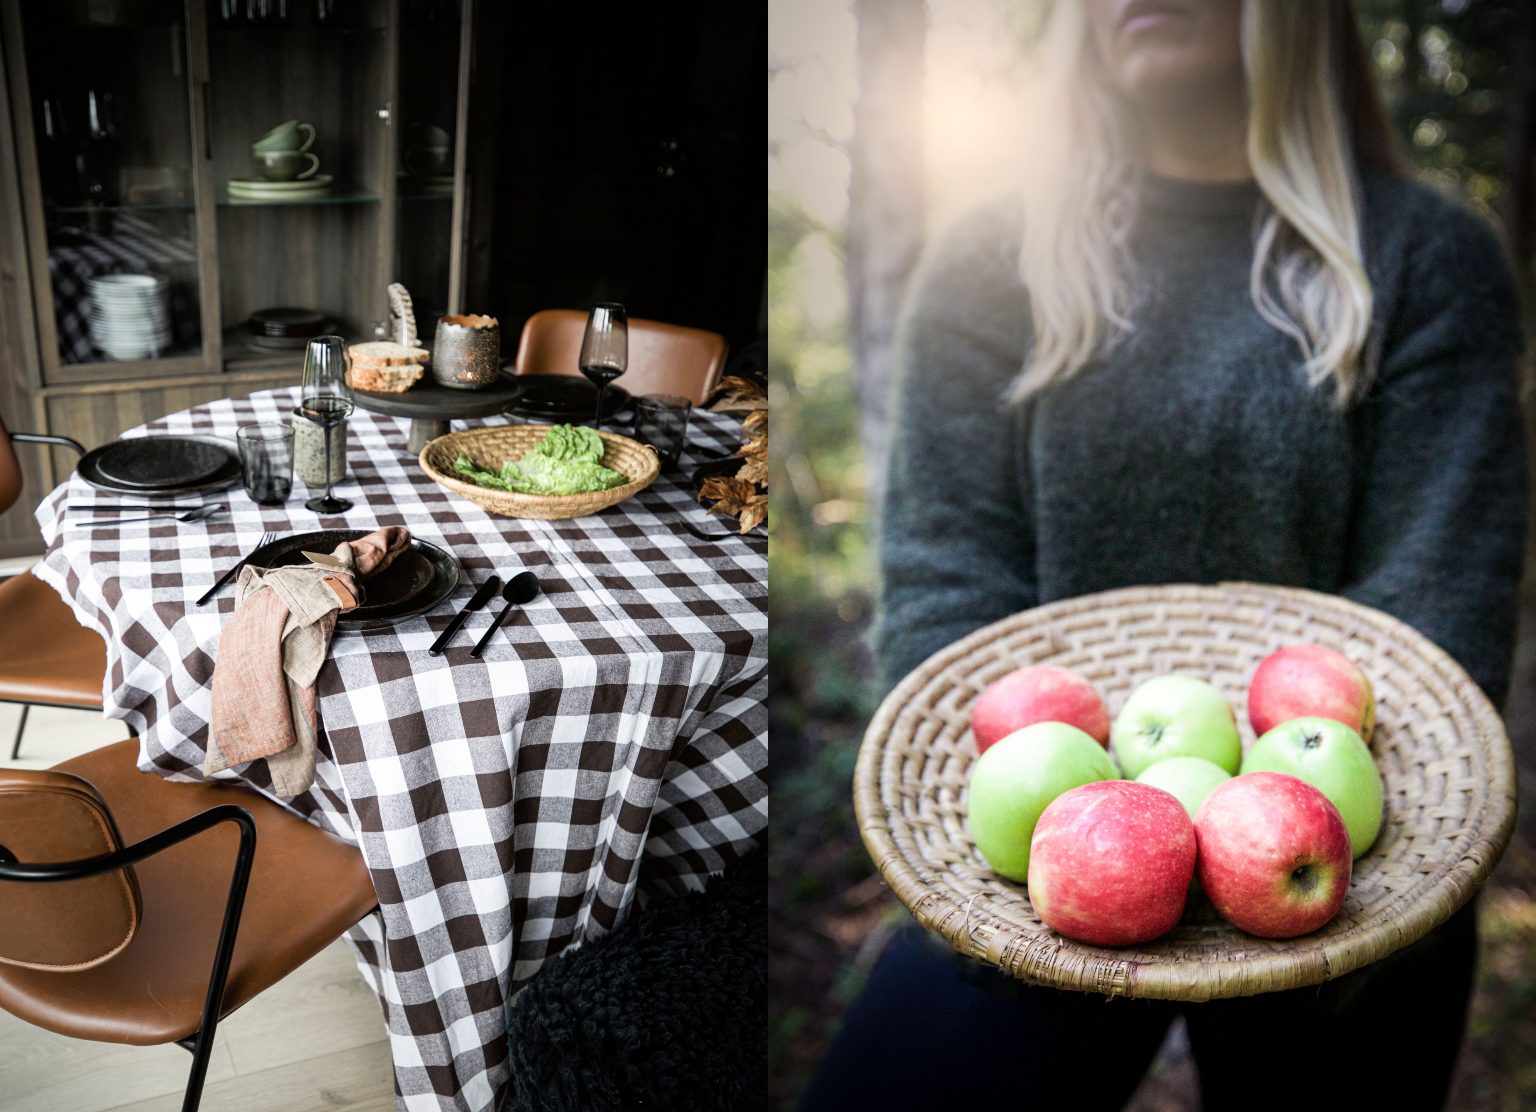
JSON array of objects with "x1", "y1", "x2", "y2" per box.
[
  {"x1": 1241, "y1": 716, "x2": 1384, "y2": 858},
  {"x1": 967, "y1": 722, "x2": 1118, "y2": 882},
  {"x1": 1134, "y1": 756, "x2": 1232, "y2": 820},
  {"x1": 1110, "y1": 675, "x2": 1241, "y2": 779}
]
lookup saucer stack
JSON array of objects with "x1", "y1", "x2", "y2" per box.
[
  {"x1": 89, "y1": 274, "x2": 171, "y2": 360},
  {"x1": 247, "y1": 306, "x2": 326, "y2": 354},
  {"x1": 227, "y1": 174, "x2": 335, "y2": 203}
]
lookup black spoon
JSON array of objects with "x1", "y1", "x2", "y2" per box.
[
  {"x1": 428, "y1": 573, "x2": 502, "y2": 656},
  {"x1": 470, "y1": 571, "x2": 541, "y2": 659}
]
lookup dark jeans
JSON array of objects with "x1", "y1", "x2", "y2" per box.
[{"x1": 799, "y1": 898, "x2": 1478, "y2": 1112}]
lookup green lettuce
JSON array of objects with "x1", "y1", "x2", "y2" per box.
[{"x1": 453, "y1": 424, "x2": 628, "y2": 496}]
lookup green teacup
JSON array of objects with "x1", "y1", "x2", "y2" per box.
[
  {"x1": 253, "y1": 119, "x2": 315, "y2": 154},
  {"x1": 255, "y1": 149, "x2": 320, "y2": 181}
]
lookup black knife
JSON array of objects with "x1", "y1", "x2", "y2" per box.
[{"x1": 429, "y1": 574, "x2": 502, "y2": 656}]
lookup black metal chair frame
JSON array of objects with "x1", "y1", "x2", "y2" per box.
[
  {"x1": 2, "y1": 431, "x2": 93, "y2": 759},
  {"x1": 0, "y1": 804, "x2": 256, "y2": 1112}
]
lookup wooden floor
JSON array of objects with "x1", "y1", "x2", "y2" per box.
[{"x1": 0, "y1": 704, "x2": 395, "y2": 1112}]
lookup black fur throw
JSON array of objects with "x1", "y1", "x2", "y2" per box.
[{"x1": 505, "y1": 849, "x2": 767, "y2": 1112}]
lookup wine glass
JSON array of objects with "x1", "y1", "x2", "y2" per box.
[
  {"x1": 299, "y1": 335, "x2": 354, "y2": 514},
  {"x1": 578, "y1": 302, "x2": 628, "y2": 430}
]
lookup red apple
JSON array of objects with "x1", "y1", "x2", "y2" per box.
[
  {"x1": 1194, "y1": 772, "x2": 1352, "y2": 939},
  {"x1": 972, "y1": 665, "x2": 1110, "y2": 753},
  {"x1": 1027, "y1": 780, "x2": 1196, "y2": 947},
  {"x1": 1248, "y1": 644, "x2": 1375, "y2": 744}
]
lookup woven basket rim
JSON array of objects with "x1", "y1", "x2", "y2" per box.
[
  {"x1": 854, "y1": 581, "x2": 1516, "y2": 1001},
  {"x1": 417, "y1": 425, "x2": 660, "y2": 518}
]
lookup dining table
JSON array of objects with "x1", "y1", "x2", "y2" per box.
[{"x1": 30, "y1": 385, "x2": 767, "y2": 1111}]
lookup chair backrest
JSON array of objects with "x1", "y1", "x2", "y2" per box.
[
  {"x1": 0, "y1": 410, "x2": 23, "y2": 515},
  {"x1": 0, "y1": 768, "x2": 141, "y2": 971},
  {"x1": 513, "y1": 309, "x2": 730, "y2": 406}
]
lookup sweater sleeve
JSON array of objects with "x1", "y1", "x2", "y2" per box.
[
  {"x1": 1341, "y1": 200, "x2": 1527, "y2": 708},
  {"x1": 873, "y1": 207, "x2": 1038, "y2": 697}
]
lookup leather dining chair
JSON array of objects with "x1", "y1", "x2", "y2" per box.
[
  {"x1": 0, "y1": 412, "x2": 106, "y2": 759},
  {"x1": 513, "y1": 309, "x2": 730, "y2": 405},
  {"x1": 0, "y1": 739, "x2": 379, "y2": 1112}
]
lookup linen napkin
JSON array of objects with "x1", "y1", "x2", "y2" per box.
[{"x1": 205, "y1": 526, "x2": 412, "y2": 797}]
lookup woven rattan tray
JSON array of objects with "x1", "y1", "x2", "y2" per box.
[
  {"x1": 419, "y1": 425, "x2": 659, "y2": 520},
  {"x1": 854, "y1": 582, "x2": 1516, "y2": 1001}
]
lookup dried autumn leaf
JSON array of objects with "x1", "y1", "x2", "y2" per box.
[
  {"x1": 700, "y1": 476, "x2": 758, "y2": 505},
  {"x1": 741, "y1": 409, "x2": 767, "y2": 434},
  {"x1": 737, "y1": 456, "x2": 768, "y2": 485},
  {"x1": 708, "y1": 376, "x2": 768, "y2": 413},
  {"x1": 739, "y1": 500, "x2": 766, "y2": 533}
]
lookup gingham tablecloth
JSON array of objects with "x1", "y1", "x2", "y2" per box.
[{"x1": 31, "y1": 387, "x2": 767, "y2": 1111}]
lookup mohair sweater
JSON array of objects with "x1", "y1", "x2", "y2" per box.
[{"x1": 875, "y1": 171, "x2": 1527, "y2": 707}]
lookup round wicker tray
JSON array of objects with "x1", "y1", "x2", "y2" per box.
[
  {"x1": 418, "y1": 425, "x2": 660, "y2": 520},
  {"x1": 854, "y1": 582, "x2": 1516, "y2": 1001}
]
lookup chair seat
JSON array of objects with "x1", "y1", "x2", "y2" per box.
[
  {"x1": 0, "y1": 572, "x2": 107, "y2": 708},
  {"x1": 0, "y1": 740, "x2": 378, "y2": 1045}
]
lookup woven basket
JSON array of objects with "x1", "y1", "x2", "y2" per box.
[
  {"x1": 418, "y1": 425, "x2": 660, "y2": 520},
  {"x1": 855, "y1": 582, "x2": 1516, "y2": 1001}
]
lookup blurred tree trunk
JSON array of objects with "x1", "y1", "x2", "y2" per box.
[{"x1": 846, "y1": 0, "x2": 925, "y2": 522}]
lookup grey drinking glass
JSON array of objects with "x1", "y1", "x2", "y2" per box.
[
  {"x1": 299, "y1": 335, "x2": 353, "y2": 514},
  {"x1": 632, "y1": 394, "x2": 692, "y2": 466},
  {"x1": 236, "y1": 422, "x2": 294, "y2": 505},
  {"x1": 578, "y1": 302, "x2": 627, "y2": 430}
]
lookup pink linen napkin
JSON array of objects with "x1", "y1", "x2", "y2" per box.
[{"x1": 205, "y1": 526, "x2": 411, "y2": 797}]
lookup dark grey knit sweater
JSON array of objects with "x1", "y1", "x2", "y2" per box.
[{"x1": 876, "y1": 171, "x2": 1527, "y2": 707}]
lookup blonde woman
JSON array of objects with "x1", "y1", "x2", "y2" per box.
[{"x1": 802, "y1": 1, "x2": 1523, "y2": 1108}]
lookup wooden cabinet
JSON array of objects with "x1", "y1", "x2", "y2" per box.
[{"x1": 0, "y1": 0, "x2": 476, "y2": 557}]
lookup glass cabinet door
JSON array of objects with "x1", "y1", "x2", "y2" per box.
[
  {"x1": 205, "y1": 0, "x2": 390, "y2": 368},
  {"x1": 11, "y1": 0, "x2": 209, "y2": 377},
  {"x1": 393, "y1": 0, "x2": 462, "y2": 332}
]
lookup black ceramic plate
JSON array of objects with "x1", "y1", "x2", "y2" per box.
[
  {"x1": 78, "y1": 435, "x2": 241, "y2": 496},
  {"x1": 95, "y1": 436, "x2": 231, "y2": 489},
  {"x1": 245, "y1": 530, "x2": 461, "y2": 631},
  {"x1": 504, "y1": 374, "x2": 630, "y2": 420},
  {"x1": 249, "y1": 307, "x2": 325, "y2": 338}
]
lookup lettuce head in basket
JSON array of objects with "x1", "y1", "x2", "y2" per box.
[{"x1": 453, "y1": 424, "x2": 629, "y2": 496}]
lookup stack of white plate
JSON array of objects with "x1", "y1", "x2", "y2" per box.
[{"x1": 89, "y1": 274, "x2": 172, "y2": 361}]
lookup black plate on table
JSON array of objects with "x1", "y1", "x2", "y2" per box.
[
  {"x1": 246, "y1": 530, "x2": 461, "y2": 632},
  {"x1": 504, "y1": 374, "x2": 630, "y2": 421},
  {"x1": 95, "y1": 435, "x2": 232, "y2": 489},
  {"x1": 78, "y1": 435, "x2": 241, "y2": 496}
]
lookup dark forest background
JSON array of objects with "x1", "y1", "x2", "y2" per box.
[{"x1": 769, "y1": 2, "x2": 1536, "y2": 1108}]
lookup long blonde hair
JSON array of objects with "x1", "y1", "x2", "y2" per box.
[{"x1": 1012, "y1": 0, "x2": 1401, "y2": 405}]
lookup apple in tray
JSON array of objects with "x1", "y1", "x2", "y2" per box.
[
  {"x1": 967, "y1": 722, "x2": 1117, "y2": 882},
  {"x1": 1248, "y1": 644, "x2": 1375, "y2": 744},
  {"x1": 1241, "y1": 716, "x2": 1384, "y2": 859},
  {"x1": 1028, "y1": 780, "x2": 1197, "y2": 947},
  {"x1": 1195, "y1": 772, "x2": 1352, "y2": 938},
  {"x1": 1110, "y1": 675, "x2": 1242, "y2": 779},
  {"x1": 1134, "y1": 756, "x2": 1231, "y2": 820},
  {"x1": 970, "y1": 665, "x2": 1110, "y2": 754}
]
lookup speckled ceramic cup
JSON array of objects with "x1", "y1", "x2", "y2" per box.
[
  {"x1": 291, "y1": 408, "x2": 348, "y2": 486},
  {"x1": 431, "y1": 314, "x2": 500, "y2": 389}
]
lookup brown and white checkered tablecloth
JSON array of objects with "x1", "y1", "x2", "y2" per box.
[{"x1": 31, "y1": 387, "x2": 767, "y2": 1111}]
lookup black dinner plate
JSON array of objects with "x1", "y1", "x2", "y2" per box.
[
  {"x1": 95, "y1": 435, "x2": 231, "y2": 489},
  {"x1": 504, "y1": 374, "x2": 630, "y2": 421},
  {"x1": 77, "y1": 435, "x2": 241, "y2": 496},
  {"x1": 249, "y1": 307, "x2": 326, "y2": 338},
  {"x1": 245, "y1": 530, "x2": 461, "y2": 632}
]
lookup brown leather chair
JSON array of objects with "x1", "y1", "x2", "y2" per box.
[
  {"x1": 0, "y1": 739, "x2": 378, "y2": 1112},
  {"x1": 0, "y1": 411, "x2": 106, "y2": 758},
  {"x1": 0, "y1": 412, "x2": 107, "y2": 759},
  {"x1": 513, "y1": 309, "x2": 730, "y2": 405}
]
